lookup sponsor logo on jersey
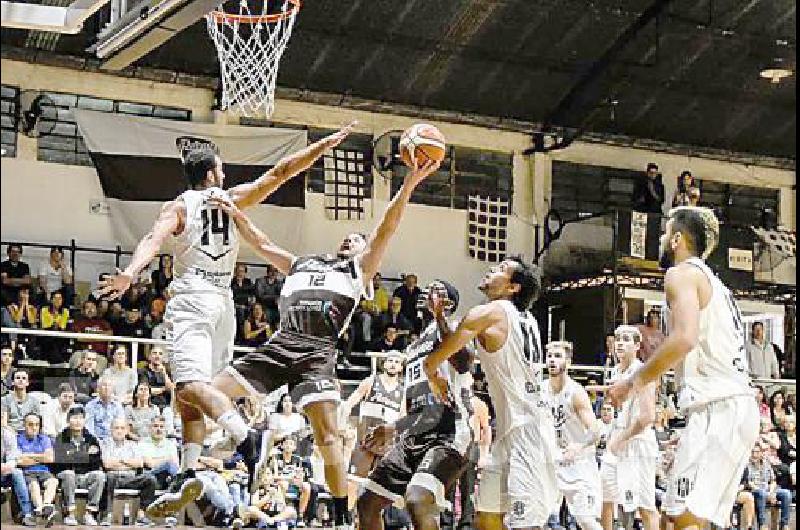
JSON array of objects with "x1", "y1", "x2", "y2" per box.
[
  {"x1": 511, "y1": 501, "x2": 527, "y2": 518},
  {"x1": 676, "y1": 477, "x2": 693, "y2": 498}
]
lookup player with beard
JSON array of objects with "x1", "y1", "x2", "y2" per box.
[
  {"x1": 341, "y1": 351, "x2": 405, "y2": 510},
  {"x1": 357, "y1": 280, "x2": 475, "y2": 530},
  {"x1": 423, "y1": 258, "x2": 558, "y2": 530},
  {"x1": 608, "y1": 207, "x2": 758, "y2": 530},
  {"x1": 203, "y1": 158, "x2": 440, "y2": 529},
  {"x1": 543, "y1": 341, "x2": 603, "y2": 530}
]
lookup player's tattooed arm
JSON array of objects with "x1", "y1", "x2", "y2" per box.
[
  {"x1": 609, "y1": 265, "x2": 701, "y2": 405},
  {"x1": 423, "y1": 302, "x2": 501, "y2": 404},
  {"x1": 209, "y1": 197, "x2": 296, "y2": 275},
  {"x1": 98, "y1": 200, "x2": 182, "y2": 300},
  {"x1": 359, "y1": 158, "x2": 440, "y2": 286},
  {"x1": 229, "y1": 122, "x2": 357, "y2": 209}
]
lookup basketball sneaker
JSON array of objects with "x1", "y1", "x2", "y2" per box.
[{"x1": 145, "y1": 469, "x2": 204, "y2": 518}]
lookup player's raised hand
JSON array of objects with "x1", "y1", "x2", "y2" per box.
[
  {"x1": 427, "y1": 369, "x2": 451, "y2": 406},
  {"x1": 427, "y1": 286, "x2": 446, "y2": 319},
  {"x1": 322, "y1": 120, "x2": 358, "y2": 149},
  {"x1": 208, "y1": 196, "x2": 244, "y2": 221},
  {"x1": 404, "y1": 158, "x2": 440, "y2": 190},
  {"x1": 96, "y1": 268, "x2": 133, "y2": 300}
]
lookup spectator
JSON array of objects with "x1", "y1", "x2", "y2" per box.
[
  {"x1": 632, "y1": 162, "x2": 665, "y2": 214},
  {"x1": 38, "y1": 290, "x2": 70, "y2": 363},
  {"x1": 53, "y1": 406, "x2": 104, "y2": 526},
  {"x1": 1, "y1": 369, "x2": 40, "y2": 431},
  {"x1": 378, "y1": 296, "x2": 414, "y2": 337},
  {"x1": 16, "y1": 412, "x2": 58, "y2": 525},
  {"x1": 586, "y1": 377, "x2": 604, "y2": 417},
  {"x1": 1, "y1": 345, "x2": 14, "y2": 396},
  {"x1": 271, "y1": 436, "x2": 315, "y2": 526},
  {"x1": 120, "y1": 280, "x2": 148, "y2": 314},
  {"x1": 392, "y1": 274, "x2": 422, "y2": 331},
  {"x1": 1, "y1": 406, "x2": 36, "y2": 526},
  {"x1": 150, "y1": 255, "x2": 173, "y2": 298},
  {"x1": 671, "y1": 170, "x2": 698, "y2": 207},
  {"x1": 8, "y1": 287, "x2": 38, "y2": 329},
  {"x1": 1, "y1": 244, "x2": 32, "y2": 306},
  {"x1": 125, "y1": 381, "x2": 159, "y2": 441},
  {"x1": 254, "y1": 264, "x2": 282, "y2": 325},
  {"x1": 770, "y1": 390, "x2": 792, "y2": 431},
  {"x1": 113, "y1": 307, "x2": 148, "y2": 340},
  {"x1": 269, "y1": 394, "x2": 308, "y2": 441},
  {"x1": 241, "y1": 470, "x2": 298, "y2": 529},
  {"x1": 355, "y1": 273, "x2": 390, "y2": 349},
  {"x1": 149, "y1": 293, "x2": 169, "y2": 341},
  {"x1": 596, "y1": 332, "x2": 615, "y2": 369},
  {"x1": 734, "y1": 470, "x2": 756, "y2": 530},
  {"x1": 139, "y1": 415, "x2": 179, "y2": 489},
  {"x1": 84, "y1": 376, "x2": 125, "y2": 440},
  {"x1": 69, "y1": 350, "x2": 101, "y2": 405},
  {"x1": 755, "y1": 386, "x2": 770, "y2": 418},
  {"x1": 95, "y1": 299, "x2": 111, "y2": 322},
  {"x1": 102, "y1": 344, "x2": 137, "y2": 405},
  {"x1": 637, "y1": 309, "x2": 665, "y2": 362},
  {"x1": 143, "y1": 297, "x2": 166, "y2": 337},
  {"x1": 370, "y1": 326, "x2": 406, "y2": 352},
  {"x1": 106, "y1": 301, "x2": 125, "y2": 330},
  {"x1": 41, "y1": 383, "x2": 75, "y2": 438},
  {"x1": 137, "y1": 346, "x2": 173, "y2": 409},
  {"x1": 777, "y1": 415, "x2": 796, "y2": 470},
  {"x1": 100, "y1": 417, "x2": 156, "y2": 526},
  {"x1": 746, "y1": 444, "x2": 792, "y2": 530},
  {"x1": 71, "y1": 300, "x2": 113, "y2": 357},
  {"x1": 686, "y1": 186, "x2": 701, "y2": 207},
  {"x1": 37, "y1": 247, "x2": 73, "y2": 304},
  {"x1": 653, "y1": 403, "x2": 672, "y2": 446},
  {"x1": 242, "y1": 302, "x2": 273, "y2": 347},
  {"x1": 231, "y1": 263, "x2": 255, "y2": 318},
  {"x1": 747, "y1": 321, "x2": 781, "y2": 380}
]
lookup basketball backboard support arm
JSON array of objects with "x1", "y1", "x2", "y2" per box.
[
  {"x1": 1, "y1": 0, "x2": 111, "y2": 33},
  {"x1": 91, "y1": 0, "x2": 220, "y2": 70}
]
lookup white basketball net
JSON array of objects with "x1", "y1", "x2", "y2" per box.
[{"x1": 205, "y1": 0, "x2": 299, "y2": 117}]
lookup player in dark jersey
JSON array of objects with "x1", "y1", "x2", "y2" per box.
[
  {"x1": 208, "y1": 158, "x2": 440, "y2": 529},
  {"x1": 357, "y1": 281, "x2": 476, "y2": 530},
  {"x1": 341, "y1": 351, "x2": 405, "y2": 510}
]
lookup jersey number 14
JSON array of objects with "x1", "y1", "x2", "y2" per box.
[{"x1": 201, "y1": 208, "x2": 231, "y2": 246}]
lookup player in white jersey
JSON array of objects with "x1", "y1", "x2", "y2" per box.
[
  {"x1": 203, "y1": 157, "x2": 440, "y2": 528},
  {"x1": 608, "y1": 207, "x2": 759, "y2": 530},
  {"x1": 97, "y1": 125, "x2": 354, "y2": 517},
  {"x1": 543, "y1": 341, "x2": 603, "y2": 530},
  {"x1": 600, "y1": 326, "x2": 658, "y2": 530},
  {"x1": 423, "y1": 258, "x2": 558, "y2": 530}
]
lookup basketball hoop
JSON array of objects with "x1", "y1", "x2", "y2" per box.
[{"x1": 206, "y1": 0, "x2": 301, "y2": 117}]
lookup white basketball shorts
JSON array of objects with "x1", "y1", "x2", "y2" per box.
[
  {"x1": 165, "y1": 291, "x2": 235, "y2": 384},
  {"x1": 601, "y1": 437, "x2": 658, "y2": 512},
  {"x1": 556, "y1": 454, "x2": 602, "y2": 519},
  {"x1": 663, "y1": 395, "x2": 759, "y2": 527},
  {"x1": 476, "y1": 420, "x2": 559, "y2": 528}
]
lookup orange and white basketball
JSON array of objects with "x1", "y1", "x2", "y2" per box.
[{"x1": 399, "y1": 123, "x2": 446, "y2": 167}]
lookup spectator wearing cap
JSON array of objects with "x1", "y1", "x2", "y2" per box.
[
  {"x1": 1, "y1": 406, "x2": 36, "y2": 526},
  {"x1": 101, "y1": 343, "x2": 137, "y2": 405},
  {"x1": 392, "y1": 274, "x2": 422, "y2": 332},
  {"x1": 633, "y1": 162, "x2": 665, "y2": 214},
  {"x1": 1, "y1": 345, "x2": 14, "y2": 396},
  {"x1": 37, "y1": 247, "x2": 73, "y2": 304},
  {"x1": 137, "y1": 346, "x2": 173, "y2": 409},
  {"x1": 84, "y1": 376, "x2": 125, "y2": 441},
  {"x1": 100, "y1": 417, "x2": 156, "y2": 526},
  {"x1": 1, "y1": 244, "x2": 32, "y2": 307},
  {"x1": 747, "y1": 321, "x2": 780, "y2": 380},
  {"x1": 53, "y1": 406, "x2": 105, "y2": 526},
  {"x1": 1, "y1": 368, "x2": 40, "y2": 431},
  {"x1": 69, "y1": 350, "x2": 101, "y2": 405},
  {"x1": 113, "y1": 306, "x2": 148, "y2": 340},
  {"x1": 16, "y1": 412, "x2": 58, "y2": 525},
  {"x1": 41, "y1": 383, "x2": 76, "y2": 438},
  {"x1": 139, "y1": 415, "x2": 179, "y2": 489}
]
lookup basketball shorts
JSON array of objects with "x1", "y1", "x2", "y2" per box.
[
  {"x1": 365, "y1": 431, "x2": 475, "y2": 510},
  {"x1": 165, "y1": 291, "x2": 235, "y2": 384},
  {"x1": 555, "y1": 454, "x2": 602, "y2": 519},
  {"x1": 663, "y1": 395, "x2": 759, "y2": 527},
  {"x1": 476, "y1": 420, "x2": 560, "y2": 528},
  {"x1": 225, "y1": 330, "x2": 340, "y2": 409},
  {"x1": 601, "y1": 437, "x2": 658, "y2": 512}
]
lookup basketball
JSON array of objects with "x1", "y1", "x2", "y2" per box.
[{"x1": 399, "y1": 123, "x2": 446, "y2": 167}]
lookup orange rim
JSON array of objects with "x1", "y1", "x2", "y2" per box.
[{"x1": 209, "y1": 0, "x2": 301, "y2": 24}]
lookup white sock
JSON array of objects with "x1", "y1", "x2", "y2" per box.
[
  {"x1": 181, "y1": 443, "x2": 202, "y2": 472},
  {"x1": 216, "y1": 409, "x2": 250, "y2": 445}
]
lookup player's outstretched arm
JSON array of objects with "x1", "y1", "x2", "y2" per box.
[
  {"x1": 97, "y1": 200, "x2": 182, "y2": 299},
  {"x1": 340, "y1": 375, "x2": 374, "y2": 421},
  {"x1": 423, "y1": 302, "x2": 500, "y2": 404},
  {"x1": 359, "y1": 159, "x2": 440, "y2": 284},
  {"x1": 229, "y1": 122, "x2": 356, "y2": 209},
  {"x1": 209, "y1": 197, "x2": 296, "y2": 275},
  {"x1": 564, "y1": 388, "x2": 603, "y2": 461}
]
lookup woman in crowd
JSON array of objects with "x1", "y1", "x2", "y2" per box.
[
  {"x1": 150, "y1": 255, "x2": 173, "y2": 298},
  {"x1": 101, "y1": 344, "x2": 137, "y2": 405},
  {"x1": 125, "y1": 381, "x2": 160, "y2": 441},
  {"x1": 268, "y1": 394, "x2": 308, "y2": 442},
  {"x1": 242, "y1": 467, "x2": 298, "y2": 529},
  {"x1": 755, "y1": 386, "x2": 770, "y2": 418},
  {"x1": 671, "y1": 170, "x2": 699, "y2": 207},
  {"x1": 770, "y1": 390, "x2": 794, "y2": 430},
  {"x1": 8, "y1": 287, "x2": 38, "y2": 329},
  {"x1": 37, "y1": 247, "x2": 73, "y2": 304},
  {"x1": 242, "y1": 302, "x2": 272, "y2": 347},
  {"x1": 39, "y1": 290, "x2": 70, "y2": 363},
  {"x1": 777, "y1": 415, "x2": 796, "y2": 492}
]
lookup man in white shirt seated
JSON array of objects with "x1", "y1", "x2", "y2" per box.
[
  {"x1": 41, "y1": 383, "x2": 75, "y2": 438},
  {"x1": 139, "y1": 415, "x2": 179, "y2": 489}
]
